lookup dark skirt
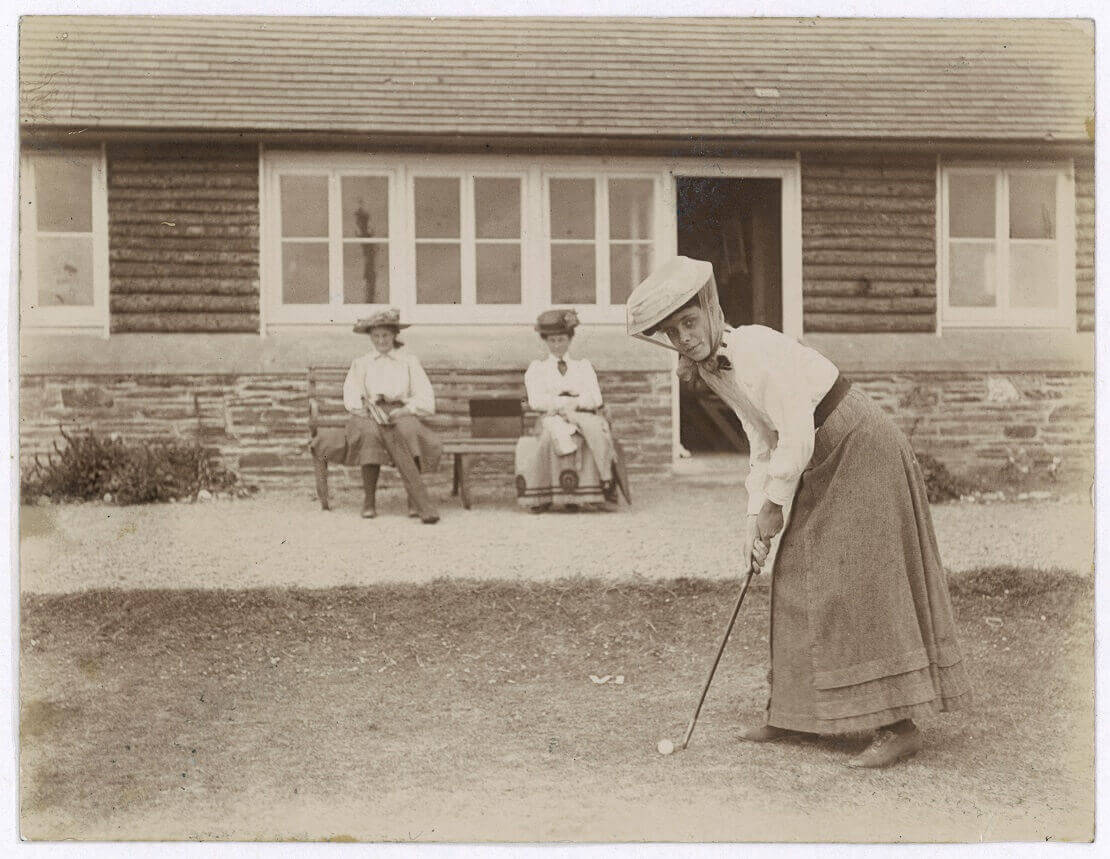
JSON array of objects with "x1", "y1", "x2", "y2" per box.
[
  {"x1": 312, "y1": 414, "x2": 443, "y2": 472},
  {"x1": 766, "y1": 388, "x2": 971, "y2": 734}
]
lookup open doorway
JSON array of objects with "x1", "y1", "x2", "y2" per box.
[{"x1": 676, "y1": 177, "x2": 782, "y2": 454}]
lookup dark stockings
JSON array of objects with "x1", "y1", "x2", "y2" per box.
[{"x1": 361, "y1": 465, "x2": 380, "y2": 511}]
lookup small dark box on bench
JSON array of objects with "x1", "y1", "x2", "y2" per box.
[{"x1": 468, "y1": 398, "x2": 525, "y2": 439}]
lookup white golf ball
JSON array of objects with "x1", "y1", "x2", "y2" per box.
[{"x1": 657, "y1": 739, "x2": 674, "y2": 756}]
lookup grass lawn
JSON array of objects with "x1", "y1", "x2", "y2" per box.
[{"x1": 20, "y1": 567, "x2": 1093, "y2": 843}]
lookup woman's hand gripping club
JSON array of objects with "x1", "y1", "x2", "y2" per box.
[{"x1": 745, "y1": 510, "x2": 777, "y2": 574}]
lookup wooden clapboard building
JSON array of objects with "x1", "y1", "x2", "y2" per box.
[{"x1": 18, "y1": 17, "x2": 1095, "y2": 488}]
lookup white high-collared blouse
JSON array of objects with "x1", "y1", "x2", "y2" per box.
[
  {"x1": 699, "y1": 325, "x2": 839, "y2": 516},
  {"x1": 342, "y1": 348, "x2": 436, "y2": 417},
  {"x1": 524, "y1": 353, "x2": 604, "y2": 413}
]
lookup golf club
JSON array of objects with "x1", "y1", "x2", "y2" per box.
[{"x1": 657, "y1": 542, "x2": 765, "y2": 755}]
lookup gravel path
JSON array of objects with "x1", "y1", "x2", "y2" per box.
[{"x1": 19, "y1": 483, "x2": 1094, "y2": 593}]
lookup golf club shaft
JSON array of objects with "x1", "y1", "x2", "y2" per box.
[{"x1": 680, "y1": 565, "x2": 757, "y2": 750}]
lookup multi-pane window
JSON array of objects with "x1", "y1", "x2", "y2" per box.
[
  {"x1": 608, "y1": 178, "x2": 655, "y2": 305},
  {"x1": 265, "y1": 155, "x2": 661, "y2": 324},
  {"x1": 342, "y1": 176, "x2": 391, "y2": 305},
  {"x1": 277, "y1": 171, "x2": 392, "y2": 311},
  {"x1": 941, "y1": 165, "x2": 1074, "y2": 328},
  {"x1": 473, "y1": 177, "x2": 523, "y2": 305},
  {"x1": 547, "y1": 176, "x2": 656, "y2": 306},
  {"x1": 549, "y1": 178, "x2": 597, "y2": 305},
  {"x1": 411, "y1": 174, "x2": 524, "y2": 306},
  {"x1": 413, "y1": 177, "x2": 461, "y2": 304},
  {"x1": 20, "y1": 149, "x2": 109, "y2": 331}
]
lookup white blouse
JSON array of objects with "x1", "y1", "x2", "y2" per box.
[
  {"x1": 524, "y1": 354, "x2": 604, "y2": 413},
  {"x1": 343, "y1": 348, "x2": 436, "y2": 417},
  {"x1": 699, "y1": 325, "x2": 839, "y2": 515}
]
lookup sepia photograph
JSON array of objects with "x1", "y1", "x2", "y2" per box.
[{"x1": 8, "y1": 2, "x2": 1100, "y2": 847}]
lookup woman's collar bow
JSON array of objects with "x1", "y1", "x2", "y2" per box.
[{"x1": 705, "y1": 345, "x2": 732, "y2": 373}]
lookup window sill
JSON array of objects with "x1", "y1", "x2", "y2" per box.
[{"x1": 805, "y1": 329, "x2": 1093, "y2": 374}]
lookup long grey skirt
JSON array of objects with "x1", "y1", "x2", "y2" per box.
[
  {"x1": 312, "y1": 414, "x2": 443, "y2": 472},
  {"x1": 765, "y1": 388, "x2": 971, "y2": 734}
]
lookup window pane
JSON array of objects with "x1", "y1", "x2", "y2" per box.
[
  {"x1": 281, "y1": 242, "x2": 329, "y2": 304},
  {"x1": 609, "y1": 179, "x2": 654, "y2": 240},
  {"x1": 948, "y1": 173, "x2": 996, "y2": 238},
  {"x1": 343, "y1": 243, "x2": 390, "y2": 304},
  {"x1": 1010, "y1": 244, "x2": 1058, "y2": 308},
  {"x1": 35, "y1": 236, "x2": 94, "y2": 306},
  {"x1": 476, "y1": 244, "x2": 521, "y2": 304},
  {"x1": 551, "y1": 243, "x2": 596, "y2": 304},
  {"x1": 1009, "y1": 173, "x2": 1056, "y2": 239},
  {"x1": 414, "y1": 177, "x2": 460, "y2": 238},
  {"x1": 475, "y1": 178, "x2": 521, "y2": 239},
  {"x1": 416, "y1": 243, "x2": 461, "y2": 303},
  {"x1": 281, "y1": 175, "x2": 328, "y2": 237},
  {"x1": 610, "y1": 244, "x2": 654, "y2": 305},
  {"x1": 948, "y1": 242, "x2": 996, "y2": 307},
  {"x1": 342, "y1": 176, "x2": 389, "y2": 238},
  {"x1": 35, "y1": 157, "x2": 92, "y2": 233},
  {"x1": 550, "y1": 179, "x2": 595, "y2": 240}
]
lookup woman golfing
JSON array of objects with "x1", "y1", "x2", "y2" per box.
[{"x1": 626, "y1": 256, "x2": 969, "y2": 768}]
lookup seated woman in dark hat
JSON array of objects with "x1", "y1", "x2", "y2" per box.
[
  {"x1": 339, "y1": 307, "x2": 442, "y2": 523},
  {"x1": 514, "y1": 309, "x2": 620, "y2": 512}
]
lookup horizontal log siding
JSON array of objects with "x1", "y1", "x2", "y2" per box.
[
  {"x1": 1075, "y1": 156, "x2": 1094, "y2": 332},
  {"x1": 802, "y1": 156, "x2": 938, "y2": 333},
  {"x1": 107, "y1": 143, "x2": 260, "y2": 333}
]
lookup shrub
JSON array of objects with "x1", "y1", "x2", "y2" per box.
[
  {"x1": 22, "y1": 429, "x2": 239, "y2": 505},
  {"x1": 915, "y1": 451, "x2": 979, "y2": 503}
]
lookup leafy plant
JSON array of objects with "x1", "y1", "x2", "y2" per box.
[
  {"x1": 22, "y1": 428, "x2": 239, "y2": 505},
  {"x1": 914, "y1": 451, "x2": 979, "y2": 503}
]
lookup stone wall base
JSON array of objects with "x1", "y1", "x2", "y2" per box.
[{"x1": 19, "y1": 369, "x2": 1093, "y2": 493}]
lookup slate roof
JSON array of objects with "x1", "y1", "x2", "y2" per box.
[{"x1": 19, "y1": 16, "x2": 1095, "y2": 142}]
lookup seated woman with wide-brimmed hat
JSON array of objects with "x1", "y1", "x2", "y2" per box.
[
  {"x1": 339, "y1": 307, "x2": 442, "y2": 523},
  {"x1": 514, "y1": 309, "x2": 620, "y2": 513}
]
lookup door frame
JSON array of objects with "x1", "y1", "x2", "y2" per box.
[{"x1": 664, "y1": 157, "x2": 803, "y2": 465}]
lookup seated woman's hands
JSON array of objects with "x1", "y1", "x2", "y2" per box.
[{"x1": 554, "y1": 394, "x2": 579, "y2": 420}]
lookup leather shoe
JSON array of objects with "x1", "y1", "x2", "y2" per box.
[
  {"x1": 361, "y1": 504, "x2": 377, "y2": 519},
  {"x1": 846, "y1": 725, "x2": 924, "y2": 768},
  {"x1": 738, "y1": 724, "x2": 806, "y2": 743},
  {"x1": 420, "y1": 514, "x2": 440, "y2": 525}
]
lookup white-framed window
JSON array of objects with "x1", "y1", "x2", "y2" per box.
[
  {"x1": 939, "y1": 163, "x2": 1076, "y2": 329},
  {"x1": 271, "y1": 165, "x2": 398, "y2": 324},
  {"x1": 544, "y1": 174, "x2": 658, "y2": 310},
  {"x1": 407, "y1": 169, "x2": 528, "y2": 320},
  {"x1": 19, "y1": 147, "x2": 110, "y2": 334},
  {"x1": 261, "y1": 153, "x2": 667, "y2": 326}
]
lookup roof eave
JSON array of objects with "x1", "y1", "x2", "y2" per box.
[{"x1": 19, "y1": 124, "x2": 1096, "y2": 158}]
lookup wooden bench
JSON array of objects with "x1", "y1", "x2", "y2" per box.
[{"x1": 307, "y1": 364, "x2": 535, "y2": 509}]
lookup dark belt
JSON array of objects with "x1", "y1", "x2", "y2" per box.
[{"x1": 814, "y1": 374, "x2": 851, "y2": 430}]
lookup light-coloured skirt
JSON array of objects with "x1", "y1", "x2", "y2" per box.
[
  {"x1": 514, "y1": 412, "x2": 617, "y2": 508},
  {"x1": 765, "y1": 388, "x2": 971, "y2": 734}
]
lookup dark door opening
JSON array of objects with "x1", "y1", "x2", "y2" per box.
[{"x1": 676, "y1": 177, "x2": 782, "y2": 454}]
